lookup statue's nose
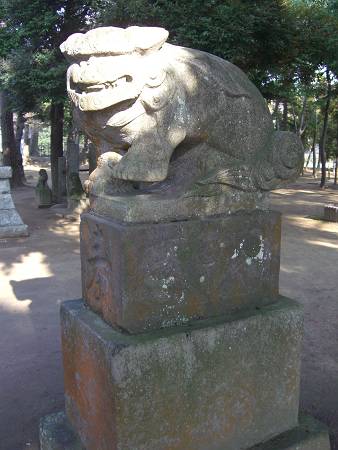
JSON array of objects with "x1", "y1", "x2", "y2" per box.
[{"x1": 72, "y1": 62, "x2": 101, "y2": 85}]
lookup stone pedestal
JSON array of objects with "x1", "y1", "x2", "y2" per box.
[
  {"x1": 324, "y1": 204, "x2": 338, "y2": 222},
  {"x1": 40, "y1": 210, "x2": 330, "y2": 450},
  {"x1": 35, "y1": 169, "x2": 52, "y2": 208},
  {"x1": 60, "y1": 298, "x2": 302, "y2": 450},
  {"x1": 0, "y1": 166, "x2": 28, "y2": 238},
  {"x1": 40, "y1": 414, "x2": 330, "y2": 450},
  {"x1": 80, "y1": 210, "x2": 281, "y2": 333}
]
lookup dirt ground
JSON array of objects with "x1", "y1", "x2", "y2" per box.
[{"x1": 0, "y1": 165, "x2": 337, "y2": 450}]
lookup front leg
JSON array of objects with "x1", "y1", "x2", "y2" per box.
[
  {"x1": 85, "y1": 151, "x2": 135, "y2": 196},
  {"x1": 110, "y1": 127, "x2": 186, "y2": 182}
]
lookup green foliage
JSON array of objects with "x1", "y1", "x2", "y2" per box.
[
  {"x1": 97, "y1": 1, "x2": 338, "y2": 98},
  {"x1": 0, "y1": 0, "x2": 104, "y2": 113},
  {"x1": 98, "y1": 0, "x2": 338, "y2": 167},
  {"x1": 0, "y1": 0, "x2": 337, "y2": 170}
]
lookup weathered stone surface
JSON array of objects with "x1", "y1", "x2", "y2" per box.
[
  {"x1": 0, "y1": 166, "x2": 12, "y2": 178},
  {"x1": 0, "y1": 193, "x2": 14, "y2": 210},
  {"x1": 88, "y1": 142, "x2": 96, "y2": 175},
  {"x1": 0, "y1": 224, "x2": 29, "y2": 238},
  {"x1": 324, "y1": 203, "x2": 338, "y2": 222},
  {"x1": 0, "y1": 208, "x2": 26, "y2": 228},
  {"x1": 0, "y1": 166, "x2": 28, "y2": 237},
  {"x1": 66, "y1": 128, "x2": 86, "y2": 210},
  {"x1": 39, "y1": 413, "x2": 330, "y2": 450},
  {"x1": 61, "y1": 297, "x2": 302, "y2": 450},
  {"x1": 40, "y1": 411, "x2": 84, "y2": 450},
  {"x1": 90, "y1": 188, "x2": 269, "y2": 223},
  {"x1": 35, "y1": 169, "x2": 52, "y2": 208},
  {"x1": 81, "y1": 210, "x2": 281, "y2": 333},
  {"x1": 61, "y1": 26, "x2": 303, "y2": 222},
  {"x1": 250, "y1": 415, "x2": 330, "y2": 450},
  {"x1": 0, "y1": 178, "x2": 10, "y2": 193}
]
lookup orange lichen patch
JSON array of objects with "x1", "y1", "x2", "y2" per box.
[
  {"x1": 61, "y1": 298, "x2": 302, "y2": 450},
  {"x1": 62, "y1": 323, "x2": 117, "y2": 450}
]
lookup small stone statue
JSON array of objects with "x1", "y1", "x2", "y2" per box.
[{"x1": 35, "y1": 169, "x2": 52, "y2": 208}]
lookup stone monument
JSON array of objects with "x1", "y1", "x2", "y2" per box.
[
  {"x1": 35, "y1": 169, "x2": 52, "y2": 208},
  {"x1": 65, "y1": 130, "x2": 86, "y2": 211},
  {"x1": 0, "y1": 152, "x2": 28, "y2": 237},
  {"x1": 40, "y1": 26, "x2": 330, "y2": 449}
]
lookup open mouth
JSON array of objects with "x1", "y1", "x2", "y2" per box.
[
  {"x1": 74, "y1": 76, "x2": 133, "y2": 95},
  {"x1": 67, "y1": 72, "x2": 140, "y2": 112}
]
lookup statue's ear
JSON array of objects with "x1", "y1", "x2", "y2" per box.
[{"x1": 140, "y1": 70, "x2": 175, "y2": 111}]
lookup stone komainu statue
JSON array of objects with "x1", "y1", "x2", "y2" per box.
[{"x1": 60, "y1": 26, "x2": 303, "y2": 201}]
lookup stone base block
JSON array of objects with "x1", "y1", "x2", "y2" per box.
[
  {"x1": 0, "y1": 165, "x2": 28, "y2": 237},
  {"x1": 61, "y1": 297, "x2": 302, "y2": 450},
  {"x1": 0, "y1": 166, "x2": 12, "y2": 179},
  {"x1": 0, "y1": 208, "x2": 28, "y2": 237},
  {"x1": 81, "y1": 209, "x2": 281, "y2": 333},
  {"x1": 0, "y1": 223, "x2": 28, "y2": 238},
  {"x1": 0, "y1": 193, "x2": 14, "y2": 209},
  {"x1": 0, "y1": 178, "x2": 10, "y2": 193},
  {"x1": 324, "y1": 204, "x2": 338, "y2": 222},
  {"x1": 40, "y1": 412, "x2": 84, "y2": 450},
  {"x1": 39, "y1": 413, "x2": 330, "y2": 450},
  {"x1": 250, "y1": 415, "x2": 331, "y2": 449}
]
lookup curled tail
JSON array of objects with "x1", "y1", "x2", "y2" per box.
[
  {"x1": 253, "y1": 131, "x2": 304, "y2": 191},
  {"x1": 194, "y1": 131, "x2": 303, "y2": 194}
]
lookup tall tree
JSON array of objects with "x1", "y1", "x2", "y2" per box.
[
  {"x1": 0, "y1": 0, "x2": 103, "y2": 198},
  {"x1": 0, "y1": 91, "x2": 25, "y2": 184}
]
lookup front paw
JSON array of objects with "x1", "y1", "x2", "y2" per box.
[
  {"x1": 110, "y1": 153, "x2": 169, "y2": 182},
  {"x1": 87, "y1": 165, "x2": 135, "y2": 196}
]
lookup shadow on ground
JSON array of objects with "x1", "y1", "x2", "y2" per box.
[
  {"x1": 0, "y1": 180, "x2": 82, "y2": 450},
  {"x1": 271, "y1": 176, "x2": 338, "y2": 450}
]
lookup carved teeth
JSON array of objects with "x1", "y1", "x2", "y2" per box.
[
  {"x1": 67, "y1": 75, "x2": 135, "y2": 110},
  {"x1": 75, "y1": 83, "x2": 140, "y2": 111},
  {"x1": 86, "y1": 84, "x2": 105, "y2": 92},
  {"x1": 87, "y1": 77, "x2": 128, "y2": 91},
  {"x1": 106, "y1": 101, "x2": 146, "y2": 127}
]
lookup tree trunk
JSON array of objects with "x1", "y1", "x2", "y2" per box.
[
  {"x1": 14, "y1": 112, "x2": 26, "y2": 183},
  {"x1": 273, "y1": 99, "x2": 280, "y2": 130},
  {"x1": 50, "y1": 100, "x2": 64, "y2": 201},
  {"x1": 29, "y1": 123, "x2": 39, "y2": 156},
  {"x1": 304, "y1": 150, "x2": 312, "y2": 169},
  {"x1": 0, "y1": 91, "x2": 25, "y2": 185},
  {"x1": 319, "y1": 69, "x2": 332, "y2": 189},
  {"x1": 282, "y1": 100, "x2": 288, "y2": 131},
  {"x1": 312, "y1": 112, "x2": 317, "y2": 178},
  {"x1": 23, "y1": 122, "x2": 30, "y2": 162},
  {"x1": 66, "y1": 123, "x2": 81, "y2": 195},
  {"x1": 15, "y1": 112, "x2": 25, "y2": 153},
  {"x1": 298, "y1": 96, "x2": 307, "y2": 138},
  {"x1": 335, "y1": 121, "x2": 338, "y2": 185}
]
